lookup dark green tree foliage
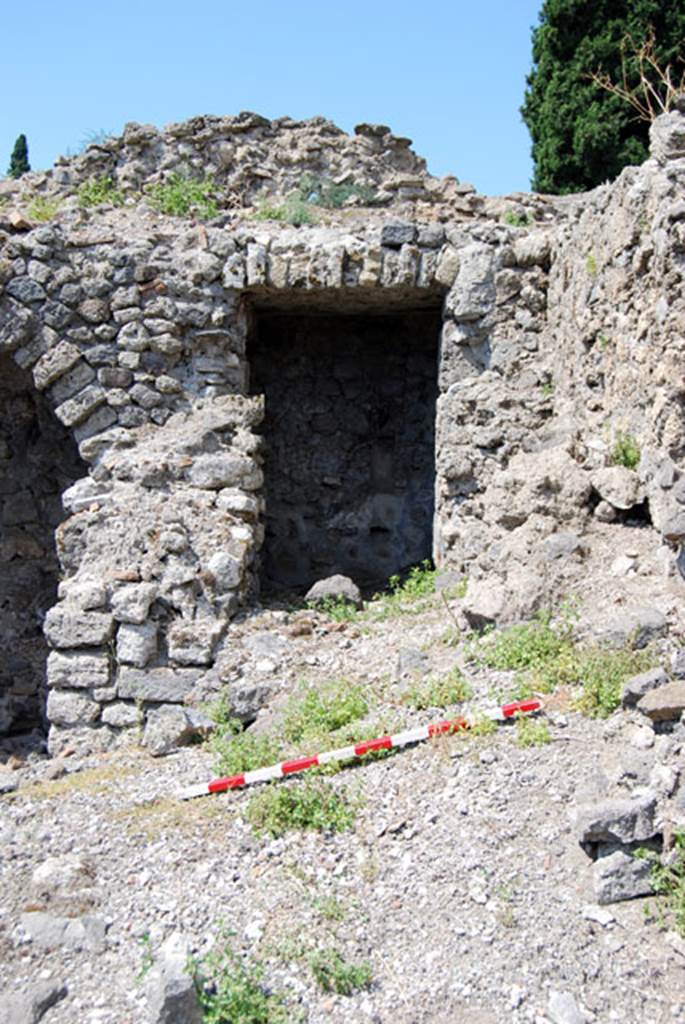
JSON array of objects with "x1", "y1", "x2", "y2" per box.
[
  {"x1": 522, "y1": 1, "x2": 685, "y2": 194},
  {"x1": 8, "y1": 134, "x2": 30, "y2": 178}
]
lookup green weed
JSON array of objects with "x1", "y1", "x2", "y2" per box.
[
  {"x1": 135, "y1": 932, "x2": 154, "y2": 983},
  {"x1": 311, "y1": 595, "x2": 359, "y2": 622},
  {"x1": 306, "y1": 948, "x2": 372, "y2": 995},
  {"x1": 253, "y1": 196, "x2": 315, "y2": 226},
  {"x1": 194, "y1": 939, "x2": 289, "y2": 1024},
  {"x1": 597, "y1": 332, "x2": 611, "y2": 350},
  {"x1": 298, "y1": 173, "x2": 376, "y2": 209},
  {"x1": 635, "y1": 832, "x2": 685, "y2": 937},
  {"x1": 246, "y1": 778, "x2": 359, "y2": 837},
  {"x1": 77, "y1": 175, "x2": 124, "y2": 208},
  {"x1": 210, "y1": 725, "x2": 285, "y2": 778},
  {"x1": 515, "y1": 714, "x2": 551, "y2": 747},
  {"x1": 27, "y1": 195, "x2": 61, "y2": 221},
  {"x1": 370, "y1": 560, "x2": 438, "y2": 619},
  {"x1": 402, "y1": 667, "x2": 472, "y2": 710},
  {"x1": 468, "y1": 610, "x2": 573, "y2": 676},
  {"x1": 586, "y1": 252, "x2": 598, "y2": 275},
  {"x1": 610, "y1": 432, "x2": 641, "y2": 470},
  {"x1": 540, "y1": 381, "x2": 554, "y2": 396},
  {"x1": 312, "y1": 896, "x2": 346, "y2": 922},
  {"x1": 283, "y1": 680, "x2": 368, "y2": 744},
  {"x1": 570, "y1": 646, "x2": 656, "y2": 717},
  {"x1": 502, "y1": 209, "x2": 532, "y2": 227},
  {"x1": 146, "y1": 172, "x2": 218, "y2": 219}
]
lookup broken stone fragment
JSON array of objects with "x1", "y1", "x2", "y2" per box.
[
  {"x1": 305, "y1": 574, "x2": 362, "y2": 609},
  {"x1": 461, "y1": 580, "x2": 505, "y2": 631},
  {"x1": 593, "y1": 849, "x2": 654, "y2": 904},
  {"x1": 591, "y1": 605, "x2": 667, "y2": 650},
  {"x1": 571, "y1": 793, "x2": 657, "y2": 845},
  {"x1": 143, "y1": 705, "x2": 214, "y2": 757},
  {"x1": 43, "y1": 607, "x2": 114, "y2": 648},
  {"x1": 637, "y1": 681, "x2": 685, "y2": 723},
  {"x1": 591, "y1": 466, "x2": 645, "y2": 510},
  {"x1": 21, "y1": 911, "x2": 108, "y2": 953},
  {"x1": 621, "y1": 667, "x2": 669, "y2": 708},
  {"x1": 3, "y1": 978, "x2": 68, "y2": 1024},
  {"x1": 117, "y1": 667, "x2": 202, "y2": 703},
  {"x1": 145, "y1": 931, "x2": 202, "y2": 1024}
]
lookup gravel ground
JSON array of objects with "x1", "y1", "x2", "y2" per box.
[{"x1": 2, "y1": 578, "x2": 685, "y2": 1024}]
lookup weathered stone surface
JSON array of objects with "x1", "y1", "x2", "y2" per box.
[
  {"x1": 461, "y1": 581, "x2": 505, "y2": 631},
  {"x1": 30, "y1": 854, "x2": 95, "y2": 899},
  {"x1": 21, "y1": 911, "x2": 108, "y2": 953},
  {"x1": 591, "y1": 466, "x2": 645, "y2": 510},
  {"x1": 145, "y1": 931, "x2": 202, "y2": 1024},
  {"x1": 637, "y1": 681, "x2": 685, "y2": 723},
  {"x1": 187, "y1": 453, "x2": 261, "y2": 490},
  {"x1": 227, "y1": 680, "x2": 275, "y2": 723},
  {"x1": 444, "y1": 243, "x2": 495, "y2": 321},
  {"x1": 117, "y1": 667, "x2": 202, "y2": 702},
  {"x1": 101, "y1": 701, "x2": 140, "y2": 728},
  {"x1": 33, "y1": 341, "x2": 81, "y2": 390},
  {"x1": 592, "y1": 606, "x2": 668, "y2": 650},
  {"x1": 47, "y1": 651, "x2": 110, "y2": 689},
  {"x1": 305, "y1": 574, "x2": 362, "y2": 609},
  {"x1": 142, "y1": 705, "x2": 214, "y2": 756},
  {"x1": 117, "y1": 621, "x2": 158, "y2": 667},
  {"x1": 168, "y1": 620, "x2": 225, "y2": 666},
  {"x1": 571, "y1": 794, "x2": 657, "y2": 845},
  {"x1": 4, "y1": 979, "x2": 68, "y2": 1024},
  {"x1": 547, "y1": 990, "x2": 585, "y2": 1024},
  {"x1": 46, "y1": 689, "x2": 101, "y2": 726},
  {"x1": 43, "y1": 608, "x2": 114, "y2": 648},
  {"x1": 593, "y1": 849, "x2": 654, "y2": 904},
  {"x1": 111, "y1": 583, "x2": 158, "y2": 624},
  {"x1": 622, "y1": 667, "x2": 669, "y2": 708}
]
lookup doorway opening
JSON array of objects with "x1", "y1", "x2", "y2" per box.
[{"x1": 249, "y1": 304, "x2": 441, "y2": 593}]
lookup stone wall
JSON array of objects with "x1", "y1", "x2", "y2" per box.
[{"x1": 0, "y1": 105, "x2": 684, "y2": 753}]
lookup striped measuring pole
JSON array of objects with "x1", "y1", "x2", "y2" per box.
[{"x1": 178, "y1": 698, "x2": 541, "y2": 801}]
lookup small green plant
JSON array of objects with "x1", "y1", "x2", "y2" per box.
[
  {"x1": 371, "y1": 560, "x2": 438, "y2": 619},
  {"x1": 515, "y1": 714, "x2": 551, "y2": 747},
  {"x1": 254, "y1": 196, "x2": 315, "y2": 226},
  {"x1": 467, "y1": 714, "x2": 497, "y2": 738},
  {"x1": 635, "y1": 832, "x2": 685, "y2": 937},
  {"x1": 77, "y1": 175, "x2": 124, "y2": 208},
  {"x1": 540, "y1": 381, "x2": 554, "y2": 396},
  {"x1": 610, "y1": 431, "x2": 641, "y2": 469},
  {"x1": 246, "y1": 778, "x2": 358, "y2": 837},
  {"x1": 306, "y1": 948, "x2": 372, "y2": 995},
  {"x1": 27, "y1": 195, "x2": 61, "y2": 221},
  {"x1": 146, "y1": 172, "x2": 218, "y2": 219},
  {"x1": 403, "y1": 667, "x2": 472, "y2": 710},
  {"x1": 468, "y1": 610, "x2": 573, "y2": 676},
  {"x1": 597, "y1": 332, "x2": 611, "y2": 350},
  {"x1": 210, "y1": 723, "x2": 285, "y2": 778},
  {"x1": 194, "y1": 939, "x2": 289, "y2": 1024},
  {"x1": 502, "y1": 209, "x2": 532, "y2": 227},
  {"x1": 312, "y1": 595, "x2": 359, "y2": 623},
  {"x1": 283, "y1": 680, "x2": 368, "y2": 744},
  {"x1": 298, "y1": 173, "x2": 376, "y2": 209},
  {"x1": 585, "y1": 252, "x2": 598, "y2": 275},
  {"x1": 312, "y1": 896, "x2": 346, "y2": 922},
  {"x1": 135, "y1": 932, "x2": 154, "y2": 983},
  {"x1": 571, "y1": 646, "x2": 656, "y2": 717}
]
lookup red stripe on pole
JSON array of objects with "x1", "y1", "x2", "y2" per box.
[
  {"x1": 282, "y1": 755, "x2": 320, "y2": 775},
  {"x1": 428, "y1": 717, "x2": 468, "y2": 737},
  {"x1": 501, "y1": 700, "x2": 541, "y2": 718},
  {"x1": 208, "y1": 773, "x2": 245, "y2": 794},
  {"x1": 354, "y1": 736, "x2": 393, "y2": 756}
]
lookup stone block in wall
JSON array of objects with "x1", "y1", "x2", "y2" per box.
[
  {"x1": 78, "y1": 298, "x2": 110, "y2": 324},
  {"x1": 74, "y1": 405, "x2": 118, "y2": 444},
  {"x1": 445, "y1": 243, "x2": 495, "y2": 321},
  {"x1": 380, "y1": 250, "x2": 399, "y2": 287},
  {"x1": 48, "y1": 360, "x2": 96, "y2": 404},
  {"x1": 246, "y1": 244, "x2": 267, "y2": 286},
  {"x1": 359, "y1": 247, "x2": 382, "y2": 287},
  {"x1": 223, "y1": 254, "x2": 245, "y2": 289},
  {"x1": 33, "y1": 341, "x2": 81, "y2": 390},
  {"x1": 167, "y1": 619, "x2": 225, "y2": 666},
  {"x1": 206, "y1": 551, "x2": 243, "y2": 592},
  {"x1": 215, "y1": 489, "x2": 260, "y2": 520},
  {"x1": 117, "y1": 621, "x2": 158, "y2": 667},
  {"x1": 397, "y1": 244, "x2": 419, "y2": 286},
  {"x1": 47, "y1": 651, "x2": 110, "y2": 689},
  {"x1": 650, "y1": 109, "x2": 685, "y2": 163},
  {"x1": 512, "y1": 231, "x2": 552, "y2": 269},
  {"x1": 101, "y1": 702, "x2": 140, "y2": 728},
  {"x1": 117, "y1": 667, "x2": 202, "y2": 703},
  {"x1": 44, "y1": 608, "x2": 115, "y2": 648},
  {"x1": 436, "y1": 246, "x2": 461, "y2": 286},
  {"x1": 381, "y1": 221, "x2": 416, "y2": 247},
  {"x1": 6, "y1": 276, "x2": 46, "y2": 304},
  {"x1": 54, "y1": 384, "x2": 106, "y2": 427},
  {"x1": 187, "y1": 453, "x2": 262, "y2": 491},
  {"x1": 57, "y1": 575, "x2": 108, "y2": 609},
  {"x1": 111, "y1": 583, "x2": 158, "y2": 624},
  {"x1": 267, "y1": 253, "x2": 289, "y2": 288},
  {"x1": 46, "y1": 689, "x2": 101, "y2": 726}
]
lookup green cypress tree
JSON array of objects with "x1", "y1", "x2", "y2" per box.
[
  {"x1": 521, "y1": 1, "x2": 685, "y2": 194},
  {"x1": 8, "y1": 134, "x2": 30, "y2": 178}
]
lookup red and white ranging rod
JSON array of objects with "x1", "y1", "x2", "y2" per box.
[{"x1": 178, "y1": 698, "x2": 542, "y2": 801}]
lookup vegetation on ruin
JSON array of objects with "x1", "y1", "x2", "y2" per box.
[
  {"x1": 502, "y1": 209, "x2": 533, "y2": 227},
  {"x1": 145, "y1": 171, "x2": 218, "y2": 219},
  {"x1": 515, "y1": 713, "x2": 551, "y2": 747},
  {"x1": 246, "y1": 777, "x2": 359, "y2": 837},
  {"x1": 297, "y1": 173, "x2": 377, "y2": 209},
  {"x1": 253, "y1": 196, "x2": 315, "y2": 227},
  {"x1": 194, "y1": 938, "x2": 291, "y2": 1024},
  {"x1": 282, "y1": 679, "x2": 368, "y2": 744},
  {"x1": 639, "y1": 831, "x2": 685, "y2": 938},
  {"x1": 610, "y1": 431, "x2": 641, "y2": 469},
  {"x1": 77, "y1": 174, "x2": 125, "y2": 208},
  {"x1": 522, "y1": 2, "x2": 685, "y2": 193},
  {"x1": 26, "y1": 195, "x2": 61, "y2": 221},
  {"x1": 402, "y1": 666, "x2": 472, "y2": 710},
  {"x1": 305, "y1": 948, "x2": 372, "y2": 995},
  {"x1": 468, "y1": 608, "x2": 657, "y2": 718}
]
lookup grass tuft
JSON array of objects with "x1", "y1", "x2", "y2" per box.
[
  {"x1": 77, "y1": 175, "x2": 124, "y2": 208},
  {"x1": 306, "y1": 948, "x2": 372, "y2": 995},
  {"x1": 194, "y1": 939, "x2": 290, "y2": 1024},
  {"x1": 146, "y1": 172, "x2": 218, "y2": 219},
  {"x1": 246, "y1": 778, "x2": 358, "y2": 837},
  {"x1": 283, "y1": 680, "x2": 368, "y2": 744},
  {"x1": 402, "y1": 667, "x2": 472, "y2": 710}
]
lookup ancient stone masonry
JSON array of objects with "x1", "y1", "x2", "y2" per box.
[{"x1": 0, "y1": 106, "x2": 684, "y2": 752}]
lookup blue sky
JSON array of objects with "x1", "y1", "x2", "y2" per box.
[{"x1": 3, "y1": 0, "x2": 543, "y2": 195}]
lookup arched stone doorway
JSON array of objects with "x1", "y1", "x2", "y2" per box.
[{"x1": 0, "y1": 354, "x2": 85, "y2": 741}]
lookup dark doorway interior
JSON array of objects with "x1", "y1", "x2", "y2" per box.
[
  {"x1": 250, "y1": 308, "x2": 441, "y2": 592},
  {"x1": 0, "y1": 355, "x2": 85, "y2": 738}
]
